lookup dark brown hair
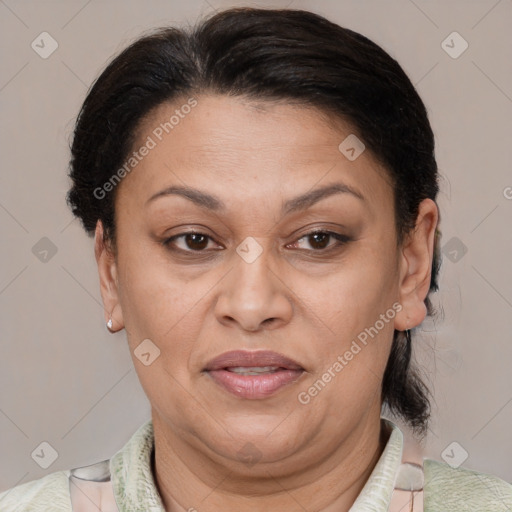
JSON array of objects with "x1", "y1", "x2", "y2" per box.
[{"x1": 67, "y1": 7, "x2": 441, "y2": 435}]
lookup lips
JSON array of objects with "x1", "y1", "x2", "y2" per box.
[
  {"x1": 203, "y1": 350, "x2": 304, "y2": 372},
  {"x1": 203, "y1": 350, "x2": 305, "y2": 399}
]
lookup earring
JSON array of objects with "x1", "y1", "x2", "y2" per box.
[{"x1": 106, "y1": 317, "x2": 113, "y2": 331}]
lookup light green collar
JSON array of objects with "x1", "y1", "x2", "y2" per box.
[
  {"x1": 109, "y1": 417, "x2": 403, "y2": 511},
  {"x1": 110, "y1": 418, "x2": 165, "y2": 510},
  {"x1": 349, "y1": 418, "x2": 404, "y2": 511}
]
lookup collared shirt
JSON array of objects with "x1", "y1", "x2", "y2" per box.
[
  {"x1": 110, "y1": 418, "x2": 407, "y2": 510},
  {"x1": 1, "y1": 417, "x2": 510, "y2": 511}
]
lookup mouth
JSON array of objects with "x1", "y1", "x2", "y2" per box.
[
  {"x1": 224, "y1": 366, "x2": 287, "y2": 376},
  {"x1": 203, "y1": 350, "x2": 305, "y2": 399},
  {"x1": 204, "y1": 349, "x2": 304, "y2": 371}
]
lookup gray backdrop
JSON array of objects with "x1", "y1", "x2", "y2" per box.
[{"x1": 1, "y1": 0, "x2": 511, "y2": 492}]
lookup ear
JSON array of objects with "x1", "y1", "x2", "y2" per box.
[
  {"x1": 95, "y1": 220, "x2": 124, "y2": 332},
  {"x1": 394, "y1": 198, "x2": 439, "y2": 331}
]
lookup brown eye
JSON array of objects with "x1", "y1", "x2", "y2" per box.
[
  {"x1": 308, "y1": 232, "x2": 330, "y2": 250},
  {"x1": 163, "y1": 232, "x2": 215, "y2": 252},
  {"x1": 289, "y1": 231, "x2": 351, "y2": 252},
  {"x1": 184, "y1": 233, "x2": 209, "y2": 250}
]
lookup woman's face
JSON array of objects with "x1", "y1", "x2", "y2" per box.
[{"x1": 96, "y1": 94, "x2": 436, "y2": 473}]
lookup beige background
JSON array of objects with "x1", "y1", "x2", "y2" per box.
[{"x1": 1, "y1": 0, "x2": 511, "y2": 493}]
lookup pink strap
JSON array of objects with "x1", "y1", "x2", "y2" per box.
[
  {"x1": 389, "y1": 489, "x2": 424, "y2": 512},
  {"x1": 69, "y1": 477, "x2": 118, "y2": 512},
  {"x1": 69, "y1": 460, "x2": 118, "y2": 512},
  {"x1": 388, "y1": 462, "x2": 424, "y2": 512}
]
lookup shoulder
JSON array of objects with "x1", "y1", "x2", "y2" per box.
[
  {"x1": 0, "y1": 469, "x2": 72, "y2": 511},
  {"x1": 423, "y1": 458, "x2": 512, "y2": 510}
]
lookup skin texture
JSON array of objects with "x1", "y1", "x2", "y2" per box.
[{"x1": 95, "y1": 94, "x2": 438, "y2": 511}]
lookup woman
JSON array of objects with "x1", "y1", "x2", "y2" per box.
[{"x1": 1, "y1": 7, "x2": 510, "y2": 511}]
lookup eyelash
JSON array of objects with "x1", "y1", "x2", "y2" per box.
[{"x1": 162, "y1": 229, "x2": 352, "y2": 255}]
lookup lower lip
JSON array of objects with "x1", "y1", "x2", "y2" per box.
[{"x1": 206, "y1": 368, "x2": 304, "y2": 399}]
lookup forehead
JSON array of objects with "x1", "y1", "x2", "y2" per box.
[{"x1": 118, "y1": 94, "x2": 392, "y2": 209}]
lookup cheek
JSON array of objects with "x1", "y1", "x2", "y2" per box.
[
  {"x1": 115, "y1": 242, "x2": 198, "y2": 347},
  {"x1": 115, "y1": 252, "x2": 208, "y2": 412},
  {"x1": 318, "y1": 251, "x2": 397, "y2": 331},
  {"x1": 116, "y1": 242, "x2": 230, "y2": 380},
  {"x1": 298, "y1": 273, "x2": 397, "y2": 422},
  {"x1": 302, "y1": 247, "x2": 398, "y2": 385}
]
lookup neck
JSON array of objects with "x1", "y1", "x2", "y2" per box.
[{"x1": 151, "y1": 409, "x2": 390, "y2": 512}]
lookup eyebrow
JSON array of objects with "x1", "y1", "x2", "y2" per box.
[{"x1": 145, "y1": 182, "x2": 365, "y2": 214}]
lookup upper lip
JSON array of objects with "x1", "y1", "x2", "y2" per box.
[{"x1": 203, "y1": 350, "x2": 304, "y2": 371}]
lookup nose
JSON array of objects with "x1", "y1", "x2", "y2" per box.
[{"x1": 214, "y1": 240, "x2": 293, "y2": 332}]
